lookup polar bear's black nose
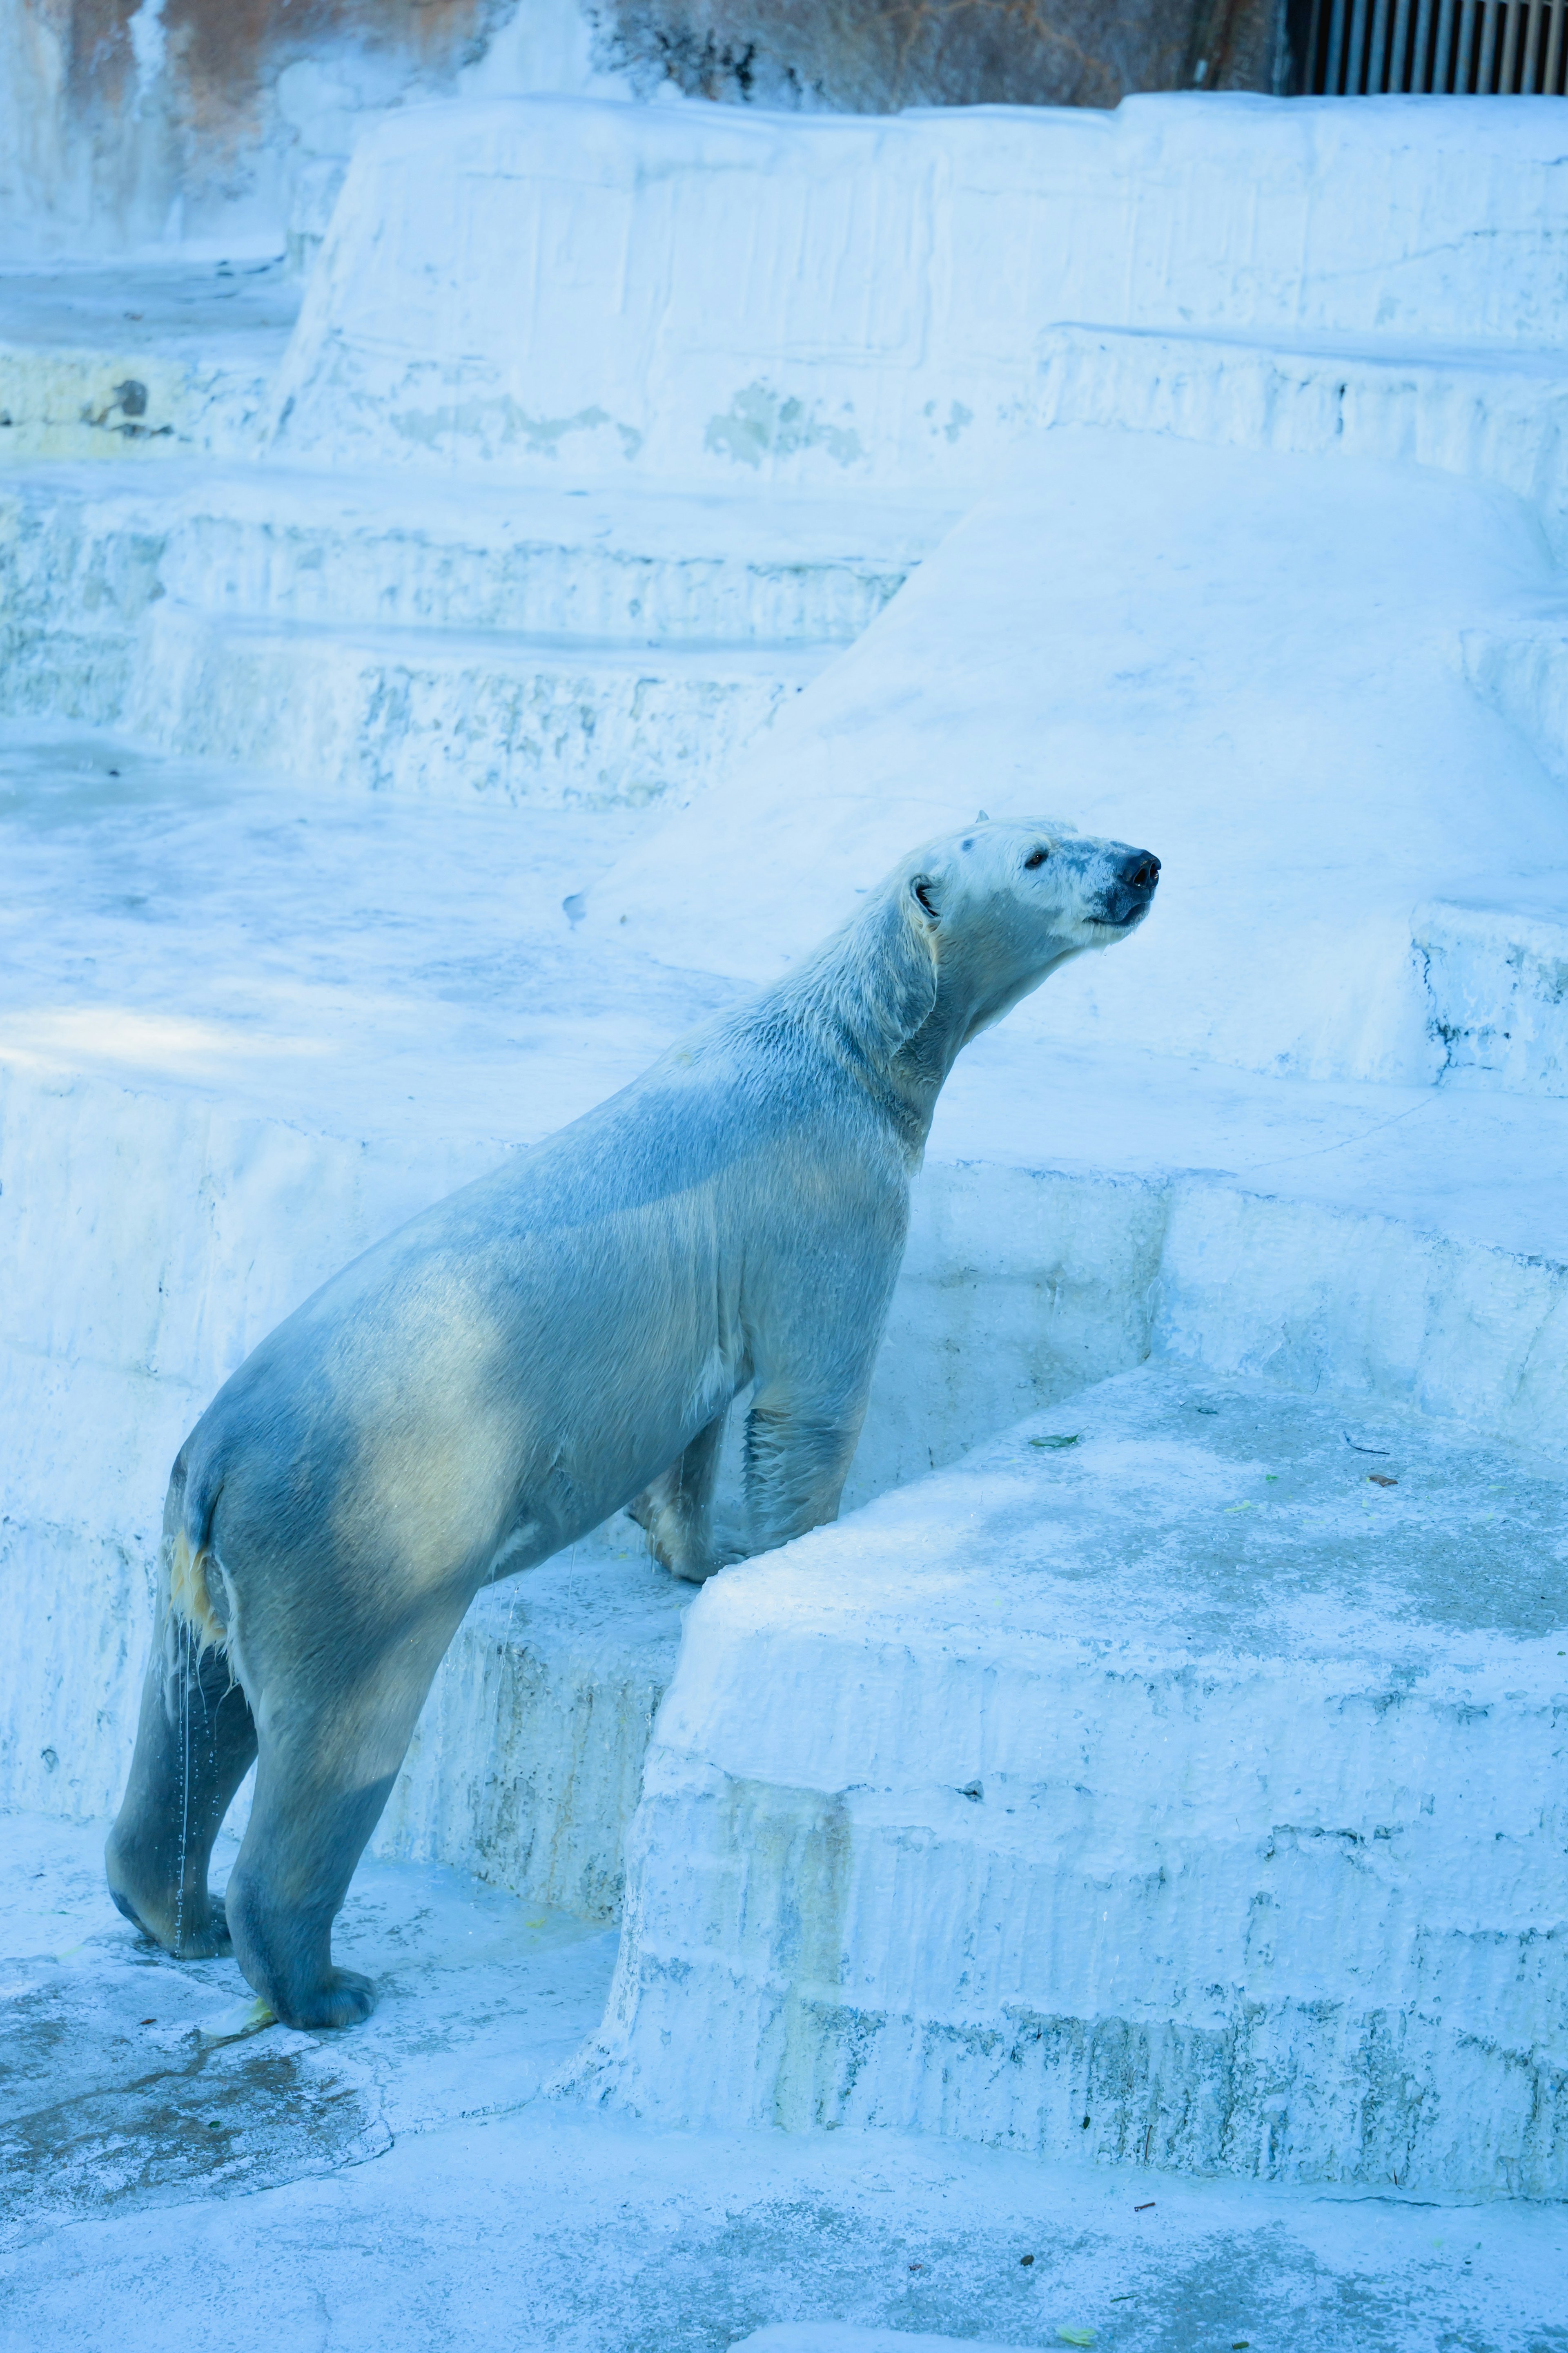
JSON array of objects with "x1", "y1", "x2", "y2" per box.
[{"x1": 1122, "y1": 854, "x2": 1160, "y2": 891}]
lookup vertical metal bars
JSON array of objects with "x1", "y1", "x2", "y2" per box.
[
  {"x1": 1521, "y1": 0, "x2": 1545, "y2": 84},
  {"x1": 1409, "y1": 0, "x2": 1436, "y2": 81},
  {"x1": 1301, "y1": 0, "x2": 1329, "y2": 83},
  {"x1": 1367, "y1": 0, "x2": 1394, "y2": 80},
  {"x1": 1388, "y1": 0, "x2": 1415, "y2": 82},
  {"x1": 1476, "y1": 0, "x2": 1501, "y2": 82},
  {"x1": 1430, "y1": 0, "x2": 1460, "y2": 79},
  {"x1": 1296, "y1": 0, "x2": 1565, "y2": 85}
]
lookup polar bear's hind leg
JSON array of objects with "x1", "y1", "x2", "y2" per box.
[
  {"x1": 222, "y1": 1583, "x2": 471, "y2": 2029},
  {"x1": 105, "y1": 1622, "x2": 257, "y2": 1958}
]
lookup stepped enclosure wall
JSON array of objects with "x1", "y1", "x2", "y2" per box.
[
  {"x1": 269, "y1": 96, "x2": 1567, "y2": 489},
  {"x1": 4, "y1": 74, "x2": 1567, "y2": 2206}
]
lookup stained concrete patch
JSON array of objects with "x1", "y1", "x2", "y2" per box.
[
  {"x1": 0, "y1": 261, "x2": 298, "y2": 463},
  {"x1": 705, "y1": 383, "x2": 864, "y2": 471},
  {"x1": 0, "y1": 1822, "x2": 383, "y2": 2244},
  {"x1": 0, "y1": 1999, "x2": 387, "y2": 2241},
  {"x1": 0, "y1": 1811, "x2": 615, "y2": 2257},
  {"x1": 382, "y1": 393, "x2": 646, "y2": 463}
]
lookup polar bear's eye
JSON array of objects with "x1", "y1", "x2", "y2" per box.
[{"x1": 1023, "y1": 848, "x2": 1048, "y2": 870}]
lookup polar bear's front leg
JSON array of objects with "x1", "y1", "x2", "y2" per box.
[
  {"x1": 739, "y1": 1220, "x2": 898, "y2": 1558},
  {"x1": 742, "y1": 1377, "x2": 870, "y2": 1559},
  {"x1": 629, "y1": 1410, "x2": 739, "y2": 1583}
]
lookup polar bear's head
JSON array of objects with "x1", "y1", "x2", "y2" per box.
[
  {"x1": 897, "y1": 816, "x2": 1159, "y2": 1052},
  {"x1": 800, "y1": 818, "x2": 1159, "y2": 1087},
  {"x1": 820, "y1": 818, "x2": 1158, "y2": 1080},
  {"x1": 910, "y1": 818, "x2": 1159, "y2": 953}
]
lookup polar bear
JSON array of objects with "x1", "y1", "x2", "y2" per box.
[{"x1": 106, "y1": 819, "x2": 1158, "y2": 2027}]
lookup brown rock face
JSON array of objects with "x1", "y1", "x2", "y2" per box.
[
  {"x1": 4, "y1": 0, "x2": 512, "y2": 255},
  {"x1": 2, "y1": 0, "x2": 1283, "y2": 262},
  {"x1": 588, "y1": 0, "x2": 1281, "y2": 108},
  {"x1": 56, "y1": 0, "x2": 506, "y2": 132}
]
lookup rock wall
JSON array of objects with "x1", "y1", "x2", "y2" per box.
[
  {"x1": 0, "y1": 0, "x2": 617, "y2": 261},
  {"x1": 0, "y1": 0, "x2": 1285, "y2": 265},
  {"x1": 590, "y1": 0, "x2": 1281, "y2": 110}
]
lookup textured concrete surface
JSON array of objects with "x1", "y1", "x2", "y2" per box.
[
  {"x1": 2, "y1": 1815, "x2": 1565, "y2": 2353},
  {"x1": 586, "y1": 1363, "x2": 1568, "y2": 2194}
]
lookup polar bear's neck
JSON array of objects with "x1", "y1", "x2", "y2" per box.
[{"x1": 761, "y1": 878, "x2": 1082, "y2": 1155}]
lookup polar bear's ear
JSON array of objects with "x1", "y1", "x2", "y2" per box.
[
  {"x1": 828, "y1": 870, "x2": 940, "y2": 1057},
  {"x1": 856, "y1": 876, "x2": 938, "y2": 1052}
]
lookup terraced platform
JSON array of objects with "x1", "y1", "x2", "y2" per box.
[
  {"x1": 585, "y1": 1362, "x2": 1568, "y2": 2198},
  {"x1": 1036, "y1": 324, "x2": 1568, "y2": 553},
  {"x1": 1, "y1": 458, "x2": 950, "y2": 799}
]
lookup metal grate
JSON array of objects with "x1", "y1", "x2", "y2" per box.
[{"x1": 1292, "y1": 0, "x2": 1568, "y2": 88}]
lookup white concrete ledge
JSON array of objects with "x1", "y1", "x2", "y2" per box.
[
  {"x1": 126, "y1": 604, "x2": 825, "y2": 807},
  {"x1": 575, "y1": 1363, "x2": 1568, "y2": 2197},
  {"x1": 1036, "y1": 325, "x2": 1568, "y2": 555},
  {"x1": 270, "y1": 96, "x2": 1568, "y2": 491}
]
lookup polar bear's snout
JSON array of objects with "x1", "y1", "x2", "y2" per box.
[{"x1": 1096, "y1": 846, "x2": 1161, "y2": 931}]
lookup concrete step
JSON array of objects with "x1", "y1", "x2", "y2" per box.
[
  {"x1": 124, "y1": 601, "x2": 829, "y2": 804},
  {"x1": 0, "y1": 260, "x2": 299, "y2": 464},
  {"x1": 0, "y1": 471, "x2": 171, "y2": 725},
  {"x1": 1036, "y1": 325, "x2": 1568, "y2": 555},
  {"x1": 152, "y1": 472, "x2": 936, "y2": 644},
  {"x1": 1, "y1": 463, "x2": 936, "y2": 651},
  {"x1": 0, "y1": 463, "x2": 947, "y2": 793},
  {"x1": 1415, "y1": 897, "x2": 1568, "y2": 1097},
  {"x1": 581, "y1": 1360, "x2": 1568, "y2": 2198},
  {"x1": 374, "y1": 1542, "x2": 684, "y2": 1920}
]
